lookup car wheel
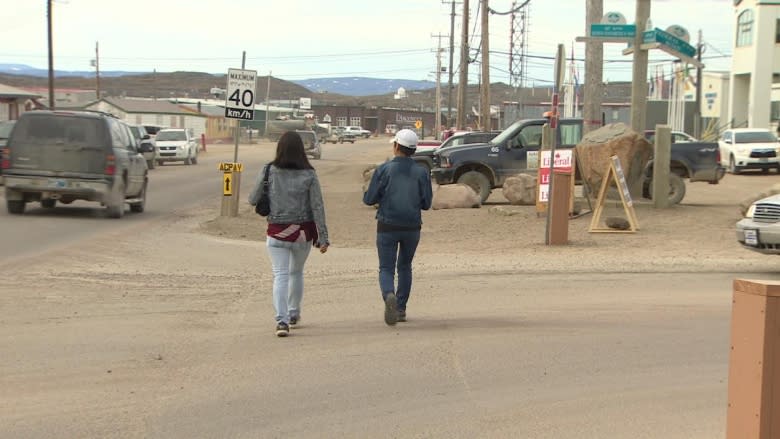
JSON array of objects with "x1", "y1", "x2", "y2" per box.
[
  {"x1": 648, "y1": 173, "x2": 686, "y2": 205},
  {"x1": 457, "y1": 171, "x2": 491, "y2": 203},
  {"x1": 729, "y1": 155, "x2": 741, "y2": 175},
  {"x1": 184, "y1": 155, "x2": 192, "y2": 165},
  {"x1": 147, "y1": 159, "x2": 155, "y2": 169},
  {"x1": 106, "y1": 180, "x2": 125, "y2": 219},
  {"x1": 130, "y1": 180, "x2": 147, "y2": 213},
  {"x1": 41, "y1": 199, "x2": 56, "y2": 208},
  {"x1": 191, "y1": 152, "x2": 198, "y2": 165},
  {"x1": 7, "y1": 200, "x2": 25, "y2": 214}
]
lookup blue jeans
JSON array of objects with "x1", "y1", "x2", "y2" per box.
[
  {"x1": 266, "y1": 237, "x2": 312, "y2": 324},
  {"x1": 376, "y1": 230, "x2": 421, "y2": 311}
]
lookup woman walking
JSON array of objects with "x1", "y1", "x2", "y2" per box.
[{"x1": 249, "y1": 131, "x2": 329, "y2": 337}]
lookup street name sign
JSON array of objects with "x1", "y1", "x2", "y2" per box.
[
  {"x1": 225, "y1": 68, "x2": 257, "y2": 121},
  {"x1": 590, "y1": 23, "x2": 635, "y2": 39},
  {"x1": 642, "y1": 28, "x2": 696, "y2": 58}
]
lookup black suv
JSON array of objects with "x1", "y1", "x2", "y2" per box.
[
  {"x1": 2, "y1": 110, "x2": 148, "y2": 218},
  {"x1": 413, "y1": 131, "x2": 501, "y2": 171}
]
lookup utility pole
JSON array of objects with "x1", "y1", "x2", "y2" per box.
[
  {"x1": 47, "y1": 0, "x2": 54, "y2": 110},
  {"x1": 480, "y1": 0, "x2": 491, "y2": 131},
  {"x1": 456, "y1": 0, "x2": 469, "y2": 130},
  {"x1": 444, "y1": 0, "x2": 459, "y2": 129},
  {"x1": 264, "y1": 71, "x2": 272, "y2": 137},
  {"x1": 583, "y1": 0, "x2": 603, "y2": 134},
  {"x1": 629, "y1": 0, "x2": 651, "y2": 133},
  {"x1": 433, "y1": 34, "x2": 446, "y2": 139},
  {"x1": 95, "y1": 41, "x2": 101, "y2": 100},
  {"x1": 694, "y1": 29, "x2": 703, "y2": 139}
]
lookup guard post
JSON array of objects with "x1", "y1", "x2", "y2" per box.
[
  {"x1": 652, "y1": 124, "x2": 671, "y2": 209},
  {"x1": 727, "y1": 279, "x2": 780, "y2": 439},
  {"x1": 219, "y1": 162, "x2": 243, "y2": 217}
]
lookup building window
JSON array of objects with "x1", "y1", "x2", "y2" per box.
[
  {"x1": 336, "y1": 117, "x2": 347, "y2": 127},
  {"x1": 772, "y1": 101, "x2": 780, "y2": 122},
  {"x1": 776, "y1": 19, "x2": 780, "y2": 43},
  {"x1": 350, "y1": 117, "x2": 361, "y2": 127},
  {"x1": 736, "y1": 9, "x2": 754, "y2": 47}
]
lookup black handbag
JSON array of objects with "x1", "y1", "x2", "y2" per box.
[{"x1": 255, "y1": 163, "x2": 271, "y2": 216}]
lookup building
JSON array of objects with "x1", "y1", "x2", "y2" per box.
[
  {"x1": 729, "y1": 0, "x2": 780, "y2": 129},
  {"x1": 0, "y1": 83, "x2": 42, "y2": 120},
  {"x1": 22, "y1": 87, "x2": 96, "y2": 109},
  {"x1": 85, "y1": 98, "x2": 207, "y2": 137}
]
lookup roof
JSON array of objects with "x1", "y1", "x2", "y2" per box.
[
  {"x1": 92, "y1": 98, "x2": 204, "y2": 116},
  {"x1": 0, "y1": 83, "x2": 41, "y2": 99}
]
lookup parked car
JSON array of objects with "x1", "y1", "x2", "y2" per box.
[
  {"x1": 142, "y1": 124, "x2": 166, "y2": 137},
  {"x1": 344, "y1": 126, "x2": 371, "y2": 138},
  {"x1": 323, "y1": 126, "x2": 355, "y2": 144},
  {"x1": 413, "y1": 130, "x2": 501, "y2": 171},
  {"x1": 128, "y1": 124, "x2": 156, "y2": 169},
  {"x1": 0, "y1": 120, "x2": 16, "y2": 179},
  {"x1": 2, "y1": 110, "x2": 148, "y2": 217},
  {"x1": 334, "y1": 126, "x2": 356, "y2": 143},
  {"x1": 736, "y1": 193, "x2": 780, "y2": 255},
  {"x1": 295, "y1": 130, "x2": 322, "y2": 160},
  {"x1": 718, "y1": 128, "x2": 780, "y2": 174},
  {"x1": 644, "y1": 130, "x2": 697, "y2": 144},
  {"x1": 154, "y1": 128, "x2": 199, "y2": 166}
]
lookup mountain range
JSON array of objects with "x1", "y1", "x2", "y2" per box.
[{"x1": 0, "y1": 64, "x2": 436, "y2": 97}]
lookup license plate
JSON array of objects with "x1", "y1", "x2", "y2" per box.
[
  {"x1": 48, "y1": 179, "x2": 66, "y2": 188},
  {"x1": 759, "y1": 157, "x2": 768, "y2": 162},
  {"x1": 744, "y1": 229, "x2": 758, "y2": 246}
]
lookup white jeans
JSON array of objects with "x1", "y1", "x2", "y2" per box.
[{"x1": 266, "y1": 237, "x2": 312, "y2": 324}]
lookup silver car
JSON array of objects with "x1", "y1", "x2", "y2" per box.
[
  {"x1": 154, "y1": 128, "x2": 198, "y2": 166},
  {"x1": 736, "y1": 193, "x2": 780, "y2": 254}
]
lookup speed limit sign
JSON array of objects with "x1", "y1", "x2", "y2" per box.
[{"x1": 225, "y1": 68, "x2": 257, "y2": 120}]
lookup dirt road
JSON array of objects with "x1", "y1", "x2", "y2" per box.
[{"x1": 1, "y1": 138, "x2": 778, "y2": 438}]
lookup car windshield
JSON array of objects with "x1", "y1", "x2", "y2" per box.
[
  {"x1": 155, "y1": 130, "x2": 186, "y2": 141},
  {"x1": 489, "y1": 120, "x2": 525, "y2": 145},
  {"x1": 735, "y1": 131, "x2": 777, "y2": 143},
  {"x1": 128, "y1": 126, "x2": 142, "y2": 139},
  {"x1": 0, "y1": 121, "x2": 14, "y2": 139}
]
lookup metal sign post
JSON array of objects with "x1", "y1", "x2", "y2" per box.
[{"x1": 221, "y1": 52, "x2": 256, "y2": 217}]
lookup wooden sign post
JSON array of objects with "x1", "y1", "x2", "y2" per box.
[{"x1": 589, "y1": 155, "x2": 639, "y2": 233}]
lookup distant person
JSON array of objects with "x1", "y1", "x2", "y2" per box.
[
  {"x1": 249, "y1": 131, "x2": 330, "y2": 337},
  {"x1": 363, "y1": 129, "x2": 433, "y2": 325}
]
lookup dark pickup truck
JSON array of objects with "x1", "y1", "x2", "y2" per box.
[
  {"x1": 412, "y1": 130, "x2": 501, "y2": 171},
  {"x1": 431, "y1": 118, "x2": 724, "y2": 204}
]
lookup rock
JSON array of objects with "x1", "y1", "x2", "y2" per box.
[
  {"x1": 489, "y1": 206, "x2": 525, "y2": 216},
  {"x1": 575, "y1": 123, "x2": 652, "y2": 200},
  {"x1": 605, "y1": 216, "x2": 631, "y2": 230},
  {"x1": 502, "y1": 174, "x2": 537, "y2": 205},
  {"x1": 739, "y1": 182, "x2": 780, "y2": 216},
  {"x1": 432, "y1": 184, "x2": 481, "y2": 209}
]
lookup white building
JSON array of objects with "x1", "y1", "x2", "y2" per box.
[
  {"x1": 85, "y1": 98, "x2": 207, "y2": 138},
  {"x1": 728, "y1": 0, "x2": 780, "y2": 130}
]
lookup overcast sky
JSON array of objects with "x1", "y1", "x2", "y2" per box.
[{"x1": 0, "y1": 0, "x2": 734, "y2": 84}]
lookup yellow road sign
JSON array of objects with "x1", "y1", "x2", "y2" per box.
[
  {"x1": 414, "y1": 120, "x2": 422, "y2": 129},
  {"x1": 223, "y1": 172, "x2": 233, "y2": 196},
  {"x1": 218, "y1": 162, "x2": 244, "y2": 172}
]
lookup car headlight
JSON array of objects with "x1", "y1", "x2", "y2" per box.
[
  {"x1": 746, "y1": 204, "x2": 756, "y2": 219},
  {"x1": 735, "y1": 146, "x2": 748, "y2": 154}
]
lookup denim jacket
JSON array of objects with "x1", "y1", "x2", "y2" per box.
[
  {"x1": 248, "y1": 164, "x2": 329, "y2": 246},
  {"x1": 363, "y1": 156, "x2": 432, "y2": 227}
]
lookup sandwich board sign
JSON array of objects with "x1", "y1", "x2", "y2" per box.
[
  {"x1": 589, "y1": 155, "x2": 639, "y2": 233},
  {"x1": 225, "y1": 68, "x2": 257, "y2": 120}
]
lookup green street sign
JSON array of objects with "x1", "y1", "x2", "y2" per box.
[
  {"x1": 642, "y1": 28, "x2": 696, "y2": 58},
  {"x1": 590, "y1": 23, "x2": 636, "y2": 39}
]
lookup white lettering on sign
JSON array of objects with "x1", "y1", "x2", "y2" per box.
[
  {"x1": 538, "y1": 149, "x2": 574, "y2": 203},
  {"x1": 395, "y1": 113, "x2": 420, "y2": 123}
]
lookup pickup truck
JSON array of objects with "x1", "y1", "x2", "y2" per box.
[
  {"x1": 431, "y1": 118, "x2": 724, "y2": 204},
  {"x1": 413, "y1": 130, "x2": 501, "y2": 171}
]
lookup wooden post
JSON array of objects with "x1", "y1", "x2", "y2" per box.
[
  {"x1": 629, "y1": 0, "x2": 651, "y2": 133},
  {"x1": 548, "y1": 171, "x2": 571, "y2": 245},
  {"x1": 456, "y1": 0, "x2": 469, "y2": 130},
  {"x1": 652, "y1": 124, "x2": 671, "y2": 209},
  {"x1": 480, "y1": 0, "x2": 491, "y2": 131},
  {"x1": 583, "y1": 0, "x2": 604, "y2": 134}
]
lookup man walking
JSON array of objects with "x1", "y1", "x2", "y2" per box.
[{"x1": 363, "y1": 129, "x2": 433, "y2": 325}]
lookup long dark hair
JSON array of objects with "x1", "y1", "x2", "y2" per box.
[{"x1": 272, "y1": 131, "x2": 314, "y2": 170}]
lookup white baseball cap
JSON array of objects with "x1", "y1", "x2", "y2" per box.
[{"x1": 390, "y1": 129, "x2": 418, "y2": 149}]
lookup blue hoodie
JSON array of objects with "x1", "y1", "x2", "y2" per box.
[{"x1": 363, "y1": 156, "x2": 433, "y2": 228}]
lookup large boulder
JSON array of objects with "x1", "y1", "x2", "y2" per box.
[
  {"x1": 502, "y1": 174, "x2": 537, "y2": 205},
  {"x1": 432, "y1": 184, "x2": 481, "y2": 209},
  {"x1": 575, "y1": 123, "x2": 652, "y2": 199}
]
